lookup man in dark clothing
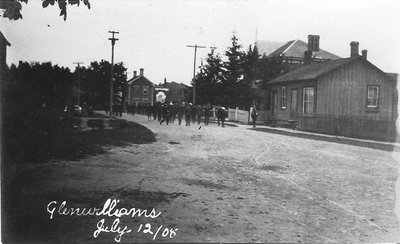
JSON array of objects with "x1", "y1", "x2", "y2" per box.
[
  {"x1": 204, "y1": 104, "x2": 211, "y2": 125},
  {"x1": 160, "y1": 103, "x2": 170, "y2": 125},
  {"x1": 217, "y1": 106, "x2": 226, "y2": 127},
  {"x1": 190, "y1": 104, "x2": 196, "y2": 124},
  {"x1": 251, "y1": 106, "x2": 259, "y2": 128},
  {"x1": 196, "y1": 104, "x2": 203, "y2": 124},
  {"x1": 185, "y1": 104, "x2": 192, "y2": 126},
  {"x1": 170, "y1": 103, "x2": 177, "y2": 124},
  {"x1": 157, "y1": 103, "x2": 162, "y2": 121},
  {"x1": 177, "y1": 102, "x2": 185, "y2": 126}
]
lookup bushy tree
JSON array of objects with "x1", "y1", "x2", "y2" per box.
[
  {"x1": 195, "y1": 48, "x2": 224, "y2": 105},
  {"x1": 0, "y1": 0, "x2": 91, "y2": 20},
  {"x1": 80, "y1": 60, "x2": 127, "y2": 109}
]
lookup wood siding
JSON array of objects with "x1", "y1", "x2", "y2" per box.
[
  {"x1": 316, "y1": 60, "x2": 396, "y2": 120},
  {"x1": 270, "y1": 79, "x2": 317, "y2": 121}
]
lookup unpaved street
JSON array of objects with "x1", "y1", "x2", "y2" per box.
[{"x1": 7, "y1": 114, "x2": 400, "y2": 243}]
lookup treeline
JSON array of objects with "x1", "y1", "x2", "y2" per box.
[
  {"x1": 2, "y1": 60, "x2": 127, "y2": 166},
  {"x1": 192, "y1": 34, "x2": 260, "y2": 110}
]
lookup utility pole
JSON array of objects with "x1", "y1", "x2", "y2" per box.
[
  {"x1": 108, "y1": 30, "x2": 119, "y2": 118},
  {"x1": 73, "y1": 62, "x2": 84, "y2": 106},
  {"x1": 186, "y1": 44, "x2": 206, "y2": 104}
]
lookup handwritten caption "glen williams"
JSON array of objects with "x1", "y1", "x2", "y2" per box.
[{"x1": 47, "y1": 198, "x2": 178, "y2": 242}]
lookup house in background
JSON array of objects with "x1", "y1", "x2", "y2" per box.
[
  {"x1": 126, "y1": 68, "x2": 155, "y2": 106},
  {"x1": 154, "y1": 78, "x2": 189, "y2": 103},
  {"x1": 268, "y1": 41, "x2": 398, "y2": 141},
  {"x1": 253, "y1": 35, "x2": 341, "y2": 110}
]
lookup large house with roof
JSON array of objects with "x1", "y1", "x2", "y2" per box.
[
  {"x1": 126, "y1": 68, "x2": 155, "y2": 106},
  {"x1": 253, "y1": 35, "x2": 342, "y2": 110},
  {"x1": 268, "y1": 41, "x2": 398, "y2": 141}
]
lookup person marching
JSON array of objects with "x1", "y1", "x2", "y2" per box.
[
  {"x1": 190, "y1": 104, "x2": 197, "y2": 124},
  {"x1": 160, "y1": 102, "x2": 171, "y2": 125},
  {"x1": 250, "y1": 106, "x2": 259, "y2": 128},
  {"x1": 196, "y1": 104, "x2": 203, "y2": 124},
  {"x1": 185, "y1": 103, "x2": 192, "y2": 126},
  {"x1": 217, "y1": 106, "x2": 226, "y2": 127},
  {"x1": 204, "y1": 103, "x2": 211, "y2": 125},
  {"x1": 177, "y1": 102, "x2": 185, "y2": 126}
]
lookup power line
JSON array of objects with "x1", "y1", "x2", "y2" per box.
[
  {"x1": 108, "y1": 30, "x2": 119, "y2": 118},
  {"x1": 186, "y1": 44, "x2": 206, "y2": 104}
]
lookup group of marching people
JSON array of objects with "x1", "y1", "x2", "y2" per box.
[
  {"x1": 130, "y1": 101, "x2": 260, "y2": 128},
  {"x1": 130, "y1": 102, "x2": 229, "y2": 127}
]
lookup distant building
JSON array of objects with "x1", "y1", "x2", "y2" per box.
[
  {"x1": 126, "y1": 68, "x2": 155, "y2": 106},
  {"x1": 154, "y1": 78, "x2": 190, "y2": 103},
  {"x1": 268, "y1": 41, "x2": 398, "y2": 141}
]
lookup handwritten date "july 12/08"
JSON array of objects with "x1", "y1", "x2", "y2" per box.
[{"x1": 94, "y1": 218, "x2": 178, "y2": 242}]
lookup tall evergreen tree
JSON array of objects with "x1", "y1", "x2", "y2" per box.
[
  {"x1": 195, "y1": 48, "x2": 224, "y2": 105},
  {"x1": 222, "y1": 33, "x2": 246, "y2": 108}
]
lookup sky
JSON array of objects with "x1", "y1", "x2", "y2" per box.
[{"x1": 1, "y1": 0, "x2": 400, "y2": 86}]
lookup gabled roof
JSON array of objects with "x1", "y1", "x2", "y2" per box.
[
  {"x1": 266, "y1": 39, "x2": 340, "y2": 60},
  {"x1": 127, "y1": 75, "x2": 154, "y2": 86},
  {"x1": 269, "y1": 56, "x2": 359, "y2": 84},
  {"x1": 255, "y1": 40, "x2": 285, "y2": 57},
  {"x1": 0, "y1": 31, "x2": 11, "y2": 46}
]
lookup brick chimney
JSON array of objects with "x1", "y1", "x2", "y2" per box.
[
  {"x1": 133, "y1": 71, "x2": 137, "y2": 77},
  {"x1": 307, "y1": 35, "x2": 320, "y2": 52},
  {"x1": 350, "y1": 41, "x2": 359, "y2": 57},
  {"x1": 164, "y1": 77, "x2": 167, "y2": 88},
  {"x1": 140, "y1": 68, "x2": 144, "y2": 76},
  {"x1": 304, "y1": 50, "x2": 312, "y2": 65},
  {"x1": 361, "y1": 49, "x2": 368, "y2": 60}
]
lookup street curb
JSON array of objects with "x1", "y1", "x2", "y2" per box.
[{"x1": 249, "y1": 126, "x2": 399, "y2": 151}]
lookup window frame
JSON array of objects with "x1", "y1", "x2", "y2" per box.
[
  {"x1": 302, "y1": 87, "x2": 315, "y2": 114},
  {"x1": 281, "y1": 86, "x2": 287, "y2": 109},
  {"x1": 142, "y1": 85, "x2": 149, "y2": 95},
  {"x1": 366, "y1": 85, "x2": 379, "y2": 109}
]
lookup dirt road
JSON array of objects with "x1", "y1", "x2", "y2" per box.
[{"x1": 6, "y1": 113, "x2": 400, "y2": 243}]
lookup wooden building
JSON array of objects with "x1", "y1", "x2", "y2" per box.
[
  {"x1": 126, "y1": 68, "x2": 155, "y2": 106},
  {"x1": 253, "y1": 35, "x2": 341, "y2": 111},
  {"x1": 268, "y1": 42, "x2": 398, "y2": 141}
]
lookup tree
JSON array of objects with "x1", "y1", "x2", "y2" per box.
[
  {"x1": 195, "y1": 48, "x2": 224, "y2": 105},
  {"x1": 0, "y1": 0, "x2": 91, "y2": 21},
  {"x1": 80, "y1": 60, "x2": 127, "y2": 109},
  {"x1": 222, "y1": 33, "x2": 246, "y2": 108},
  {"x1": 241, "y1": 44, "x2": 260, "y2": 109}
]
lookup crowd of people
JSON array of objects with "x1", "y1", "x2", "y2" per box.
[
  {"x1": 125, "y1": 102, "x2": 259, "y2": 128},
  {"x1": 126, "y1": 102, "x2": 231, "y2": 127}
]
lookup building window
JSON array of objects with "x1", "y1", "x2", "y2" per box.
[
  {"x1": 303, "y1": 87, "x2": 315, "y2": 114},
  {"x1": 367, "y1": 86, "x2": 379, "y2": 108},
  {"x1": 143, "y1": 86, "x2": 149, "y2": 95},
  {"x1": 133, "y1": 85, "x2": 140, "y2": 92},
  {"x1": 281, "y1": 86, "x2": 287, "y2": 109}
]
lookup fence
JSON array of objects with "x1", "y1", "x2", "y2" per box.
[{"x1": 221, "y1": 107, "x2": 270, "y2": 124}]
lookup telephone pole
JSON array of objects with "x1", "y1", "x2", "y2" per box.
[
  {"x1": 186, "y1": 44, "x2": 206, "y2": 104},
  {"x1": 73, "y1": 62, "x2": 84, "y2": 106},
  {"x1": 108, "y1": 30, "x2": 119, "y2": 118}
]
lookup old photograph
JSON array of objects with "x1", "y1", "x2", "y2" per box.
[{"x1": 1, "y1": 0, "x2": 400, "y2": 243}]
